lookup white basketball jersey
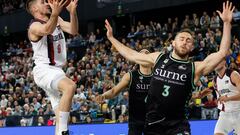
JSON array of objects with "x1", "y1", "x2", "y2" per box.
[
  {"x1": 216, "y1": 69, "x2": 240, "y2": 112},
  {"x1": 30, "y1": 20, "x2": 66, "y2": 67}
]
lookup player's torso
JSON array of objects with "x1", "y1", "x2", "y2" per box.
[
  {"x1": 32, "y1": 25, "x2": 66, "y2": 67},
  {"x1": 216, "y1": 70, "x2": 240, "y2": 112},
  {"x1": 128, "y1": 70, "x2": 152, "y2": 124},
  {"x1": 147, "y1": 53, "x2": 195, "y2": 119}
]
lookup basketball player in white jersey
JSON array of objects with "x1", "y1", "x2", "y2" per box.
[
  {"x1": 26, "y1": 0, "x2": 79, "y2": 135},
  {"x1": 214, "y1": 60, "x2": 240, "y2": 135}
]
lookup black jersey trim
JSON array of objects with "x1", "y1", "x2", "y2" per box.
[
  {"x1": 129, "y1": 71, "x2": 132, "y2": 89},
  {"x1": 154, "y1": 53, "x2": 164, "y2": 65},
  {"x1": 217, "y1": 70, "x2": 226, "y2": 79},
  {"x1": 138, "y1": 70, "x2": 152, "y2": 77},
  {"x1": 191, "y1": 62, "x2": 196, "y2": 89},
  {"x1": 169, "y1": 53, "x2": 190, "y2": 64},
  {"x1": 28, "y1": 19, "x2": 46, "y2": 42}
]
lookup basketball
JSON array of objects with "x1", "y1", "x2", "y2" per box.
[
  {"x1": 48, "y1": 0, "x2": 71, "y2": 7},
  {"x1": 64, "y1": 0, "x2": 71, "y2": 7}
]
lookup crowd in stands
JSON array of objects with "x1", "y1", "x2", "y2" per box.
[
  {"x1": 0, "y1": 9, "x2": 240, "y2": 127},
  {"x1": 0, "y1": 0, "x2": 25, "y2": 15}
]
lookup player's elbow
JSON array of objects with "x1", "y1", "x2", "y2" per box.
[
  {"x1": 70, "y1": 31, "x2": 78, "y2": 36},
  {"x1": 219, "y1": 49, "x2": 231, "y2": 58},
  {"x1": 43, "y1": 27, "x2": 55, "y2": 35}
]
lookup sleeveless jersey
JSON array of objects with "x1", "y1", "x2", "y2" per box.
[
  {"x1": 29, "y1": 19, "x2": 66, "y2": 67},
  {"x1": 128, "y1": 69, "x2": 152, "y2": 125},
  {"x1": 216, "y1": 69, "x2": 240, "y2": 112},
  {"x1": 146, "y1": 53, "x2": 195, "y2": 121}
]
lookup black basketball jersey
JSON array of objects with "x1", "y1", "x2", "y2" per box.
[
  {"x1": 128, "y1": 69, "x2": 152, "y2": 125},
  {"x1": 146, "y1": 53, "x2": 195, "y2": 121}
]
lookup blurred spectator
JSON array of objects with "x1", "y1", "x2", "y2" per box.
[
  {"x1": 85, "y1": 115, "x2": 92, "y2": 124},
  {"x1": 201, "y1": 94, "x2": 218, "y2": 120},
  {"x1": 1, "y1": 95, "x2": 8, "y2": 108},
  {"x1": 36, "y1": 116, "x2": 45, "y2": 126}
]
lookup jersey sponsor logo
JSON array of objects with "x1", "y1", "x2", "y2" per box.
[
  {"x1": 52, "y1": 33, "x2": 64, "y2": 41},
  {"x1": 136, "y1": 84, "x2": 150, "y2": 90},
  {"x1": 154, "y1": 68, "x2": 187, "y2": 82},
  {"x1": 178, "y1": 64, "x2": 187, "y2": 70},
  {"x1": 163, "y1": 59, "x2": 169, "y2": 64},
  {"x1": 219, "y1": 88, "x2": 231, "y2": 95}
]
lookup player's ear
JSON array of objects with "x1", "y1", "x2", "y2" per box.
[
  {"x1": 190, "y1": 43, "x2": 194, "y2": 51},
  {"x1": 172, "y1": 40, "x2": 176, "y2": 48}
]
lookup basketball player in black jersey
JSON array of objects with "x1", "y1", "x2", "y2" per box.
[
  {"x1": 104, "y1": 1, "x2": 235, "y2": 134},
  {"x1": 95, "y1": 49, "x2": 152, "y2": 135}
]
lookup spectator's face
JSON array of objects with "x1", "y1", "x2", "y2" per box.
[
  {"x1": 24, "y1": 104, "x2": 29, "y2": 110},
  {"x1": 6, "y1": 108, "x2": 12, "y2": 116},
  {"x1": 14, "y1": 101, "x2": 18, "y2": 106},
  {"x1": 119, "y1": 115, "x2": 124, "y2": 123},
  {"x1": 207, "y1": 94, "x2": 213, "y2": 101},
  {"x1": 33, "y1": 98, "x2": 37, "y2": 103},
  {"x1": 25, "y1": 98, "x2": 29, "y2": 103},
  {"x1": 173, "y1": 32, "x2": 194, "y2": 58},
  {"x1": 86, "y1": 117, "x2": 92, "y2": 123},
  {"x1": 72, "y1": 116, "x2": 77, "y2": 123},
  {"x1": 38, "y1": 116, "x2": 44, "y2": 123},
  {"x1": 37, "y1": 94, "x2": 42, "y2": 100}
]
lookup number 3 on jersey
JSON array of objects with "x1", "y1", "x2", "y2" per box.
[{"x1": 162, "y1": 85, "x2": 170, "y2": 97}]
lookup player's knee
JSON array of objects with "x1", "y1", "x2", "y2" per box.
[
  {"x1": 68, "y1": 83, "x2": 76, "y2": 96},
  {"x1": 63, "y1": 83, "x2": 76, "y2": 97}
]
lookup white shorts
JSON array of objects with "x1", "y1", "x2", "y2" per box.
[
  {"x1": 214, "y1": 111, "x2": 240, "y2": 135},
  {"x1": 33, "y1": 64, "x2": 65, "y2": 110}
]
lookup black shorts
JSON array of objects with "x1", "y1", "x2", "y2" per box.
[
  {"x1": 144, "y1": 119, "x2": 190, "y2": 135},
  {"x1": 128, "y1": 122, "x2": 145, "y2": 135}
]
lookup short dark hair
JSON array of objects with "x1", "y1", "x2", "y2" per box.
[
  {"x1": 26, "y1": 0, "x2": 37, "y2": 14},
  {"x1": 179, "y1": 28, "x2": 193, "y2": 34},
  {"x1": 175, "y1": 28, "x2": 193, "y2": 39}
]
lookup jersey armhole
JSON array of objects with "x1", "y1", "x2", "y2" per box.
[
  {"x1": 154, "y1": 53, "x2": 164, "y2": 66},
  {"x1": 191, "y1": 62, "x2": 196, "y2": 90},
  {"x1": 225, "y1": 69, "x2": 237, "y2": 86},
  {"x1": 128, "y1": 71, "x2": 132, "y2": 89},
  {"x1": 28, "y1": 20, "x2": 44, "y2": 43}
]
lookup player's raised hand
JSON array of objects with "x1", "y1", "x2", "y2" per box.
[
  {"x1": 105, "y1": 19, "x2": 113, "y2": 39},
  {"x1": 217, "y1": 1, "x2": 235, "y2": 23},
  {"x1": 66, "y1": 0, "x2": 78, "y2": 14},
  {"x1": 47, "y1": 0, "x2": 69, "y2": 16}
]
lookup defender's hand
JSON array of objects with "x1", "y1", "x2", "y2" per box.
[{"x1": 66, "y1": 0, "x2": 78, "y2": 14}]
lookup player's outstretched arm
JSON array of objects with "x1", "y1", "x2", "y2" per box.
[
  {"x1": 105, "y1": 19, "x2": 159, "y2": 67},
  {"x1": 95, "y1": 72, "x2": 130, "y2": 103},
  {"x1": 195, "y1": 1, "x2": 234, "y2": 77}
]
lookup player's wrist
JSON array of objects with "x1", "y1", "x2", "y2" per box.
[
  {"x1": 226, "y1": 97, "x2": 230, "y2": 102},
  {"x1": 50, "y1": 13, "x2": 59, "y2": 18},
  {"x1": 69, "y1": 10, "x2": 77, "y2": 15}
]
